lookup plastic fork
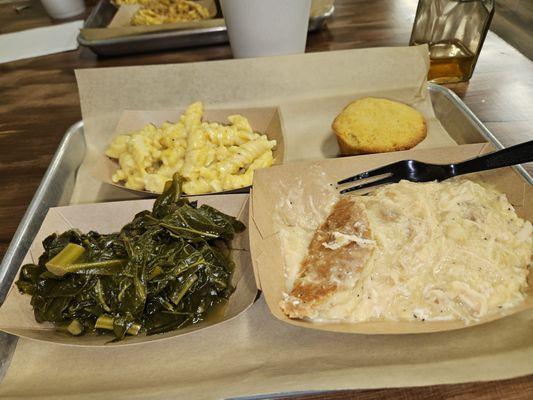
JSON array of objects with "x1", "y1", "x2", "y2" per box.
[{"x1": 337, "y1": 140, "x2": 533, "y2": 194}]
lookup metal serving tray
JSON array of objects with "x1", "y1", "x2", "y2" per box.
[
  {"x1": 78, "y1": 0, "x2": 335, "y2": 57},
  {"x1": 0, "y1": 84, "x2": 530, "y2": 393}
]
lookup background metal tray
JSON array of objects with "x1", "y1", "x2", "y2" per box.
[
  {"x1": 78, "y1": 0, "x2": 335, "y2": 57},
  {"x1": 0, "y1": 84, "x2": 530, "y2": 394}
]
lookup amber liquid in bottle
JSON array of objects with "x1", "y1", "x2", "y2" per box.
[
  {"x1": 419, "y1": 40, "x2": 476, "y2": 83},
  {"x1": 410, "y1": 0, "x2": 493, "y2": 83}
]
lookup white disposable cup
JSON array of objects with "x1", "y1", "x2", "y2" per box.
[
  {"x1": 40, "y1": 0, "x2": 85, "y2": 20},
  {"x1": 220, "y1": 0, "x2": 312, "y2": 58}
]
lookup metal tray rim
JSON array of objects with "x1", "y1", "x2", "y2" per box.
[
  {"x1": 428, "y1": 83, "x2": 532, "y2": 185},
  {"x1": 78, "y1": 24, "x2": 228, "y2": 46},
  {"x1": 0, "y1": 121, "x2": 85, "y2": 302},
  {"x1": 0, "y1": 87, "x2": 530, "y2": 394}
]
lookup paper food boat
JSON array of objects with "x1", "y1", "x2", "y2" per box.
[
  {"x1": 0, "y1": 194, "x2": 257, "y2": 346},
  {"x1": 249, "y1": 143, "x2": 533, "y2": 334},
  {"x1": 92, "y1": 107, "x2": 285, "y2": 196}
]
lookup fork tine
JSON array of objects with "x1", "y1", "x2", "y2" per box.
[
  {"x1": 340, "y1": 175, "x2": 399, "y2": 194},
  {"x1": 337, "y1": 162, "x2": 400, "y2": 185}
]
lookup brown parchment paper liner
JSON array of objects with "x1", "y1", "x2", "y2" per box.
[
  {"x1": 0, "y1": 194, "x2": 257, "y2": 346},
  {"x1": 250, "y1": 143, "x2": 532, "y2": 334},
  {"x1": 93, "y1": 107, "x2": 284, "y2": 196},
  {"x1": 80, "y1": 0, "x2": 334, "y2": 41},
  {"x1": 71, "y1": 45, "x2": 455, "y2": 205}
]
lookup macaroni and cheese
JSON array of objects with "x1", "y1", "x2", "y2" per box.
[{"x1": 106, "y1": 102, "x2": 276, "y2": 195}]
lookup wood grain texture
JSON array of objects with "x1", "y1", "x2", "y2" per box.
[
  {"x1": 0, "y1": 1, "x2": 53, "y2": 34},
  {"x1": 277, "y1": 375, "x2": 533, "y2": 400},
  {"x1": 0, "y1": 0, "x2": 89, "y2": 34},
  {"x1": 0, "y1": 0, "x2": 532, "y2": 398}
]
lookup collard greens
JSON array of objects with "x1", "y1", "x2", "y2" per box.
[{"x1": 15, "y1": 175, "x2": 245, "y2": 341}]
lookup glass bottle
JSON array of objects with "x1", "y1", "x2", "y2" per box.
[{"x1": 409, "y1": 0, "x2": 494, "y2": 83}]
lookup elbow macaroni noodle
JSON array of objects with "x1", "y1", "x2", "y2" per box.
[
  {"x1": 112, "y1": 0, "x2": 211, "y2": 26},
  {"x1": 105, "y1": 101, "x2": 276, "y2": 194}
]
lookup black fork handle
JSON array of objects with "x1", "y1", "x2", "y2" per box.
[{"x1": 453, "y1": 140, "x2": 533, "y2": 176}]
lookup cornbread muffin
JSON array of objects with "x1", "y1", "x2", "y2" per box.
[{"x1": 332, "y1": 97, "x2": 427, "y2": 155}]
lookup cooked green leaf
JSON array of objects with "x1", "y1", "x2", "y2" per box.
[{"x1": 15, "y1": 174, "x2": 244, "y2": 341}]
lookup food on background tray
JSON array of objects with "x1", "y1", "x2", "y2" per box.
[
  {"x1": 112, "y1": 0, "x2": 211, "y2": 26},
  {"x1": 129, "y1": 0, "x2": 211, "y2": 26},
  {"x1": 279, "y1": 179, "x2": 532, "y2": 323},
  {"x1": 15, "y1": 175, "x2": 245, "y2": 341},
  {"x1": 113, "y1": 0, "x2": 152, "y2": 5},
  {"x1": 332, "y1": 97, "x2": 427, "y2": 155},
  {"x1": 105, "y1": 101, "x2": 276, "y2": 195}
]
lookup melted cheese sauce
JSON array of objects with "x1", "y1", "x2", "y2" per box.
[
  {"x1": 279, "y1": 179, "x2": 532, "y2": 323},
  {"x1": 275, "y1": 169, "x2": 339, "y2": 291}
]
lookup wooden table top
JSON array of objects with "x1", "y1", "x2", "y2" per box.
[{"x1": 0, "y1": 0, "x2": 532, "y2": 398}]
